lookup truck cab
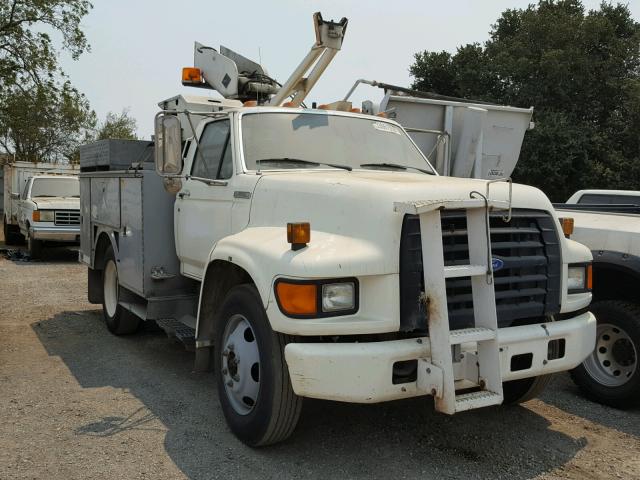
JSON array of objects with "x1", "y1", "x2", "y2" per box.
[
  {"x1": 18, "y1": 175, "x2": 80, "y2": 258},
  {"x1": 79, "y1": 12, "x2": 597, "y2": 446}
]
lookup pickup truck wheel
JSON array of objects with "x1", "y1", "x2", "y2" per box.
[
  {"x1": 3, "y1": 218, "x2": 19, "y2": 245},
  {"x1": 101, "y1": 246, "x2": 141, "y2": 335},
  {"x1": 27, "y1": 231, "x2": 43, "y2": 259},
  {"x1": 215, "y1": 284, "x2": 302, "y2": 446},
  {"x1": 570, "y1": 300, "x2": 640, "y2": 408}
]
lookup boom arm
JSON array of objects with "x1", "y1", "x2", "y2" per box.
[{"x1": 267, "y1": 12, "x2": 347, "y2": 106}]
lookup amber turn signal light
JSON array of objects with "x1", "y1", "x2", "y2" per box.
[
  {"x1": 287, "y1": 222, "x2": 310, "y2": 250},
  {"x1": 182, "y1": 67, "x2": 203, "y2": 85},
  {"x1": 587, "y1": 264, "x2": 593, "y2": 290},
  {"x1": 32, "y1": 211, "x2": 40, "y2": 222},
  {"x1": 559, "y1": 217, "x2": 574, "y2": 237},
  {"x1": 275, "y1": 282, "x2": 317, "y2": 316}
]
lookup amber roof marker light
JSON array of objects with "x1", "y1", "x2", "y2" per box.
[{"x1": 287, "y1": 222, "x2": 310, "y2": 251}]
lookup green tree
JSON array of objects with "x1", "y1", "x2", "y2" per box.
[
  {"x1": 409, "y1": 1, "x2": 640, "y2": 201},
  {"x1": 0, "y1": 0, "x2": 94, "y2": 163},
  {"x1": 0, "y1": 0, "x2": 91, "y2": 91},
  {"x1": 96, "y1": 110, "x2": 138, "y2": 140},
  {"x1": 0, "y1": 81, "x2": 96, "y2": 163}
]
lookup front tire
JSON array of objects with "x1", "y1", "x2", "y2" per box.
[
  {"x1": 503, "y1": 375, "x2": 552, "y2": 404},
  {"x1": 27, "y1": 231, "x2": 43, "y2": 259},
  {"x1": 215, "y1": 284, "x2": 302, "y2": 446},
  {"x1": 101, "y1": 245, "x2": 141, "y2": 335},
  {"x1": 570, "y1": 300, "x2": 640, "y2": 408}
]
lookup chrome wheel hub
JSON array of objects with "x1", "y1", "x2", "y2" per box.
[
  {"x1": 221, "y1": 314, "x2": 260, "y2": 415},
  {"x1": 584, "y1": 323, "x2": 637, "y2": 387}
]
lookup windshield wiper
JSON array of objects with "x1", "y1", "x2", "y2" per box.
[
  {"x1": 256, "y1": 158, "x2": 352, "y2": 171},
  {"x1": 360, "y1": 162, "x2": 434, "y2": 175}
]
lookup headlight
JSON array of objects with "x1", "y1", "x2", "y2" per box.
[
  {"x1": 322, "y1": 282, "x2": 355, "y2": 312},
  {"x1": 275, "y1": 278, "x2": 358, "y2": 318},
  {"x1": 568, "y1": 264, "x2": 592, "y2": 293},
  {"x1": 39, "y1": 210, "x2": 55, "y2": 222}
]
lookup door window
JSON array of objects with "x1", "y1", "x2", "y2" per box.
[{"x1": 191, "y1": 120, "x2": 233, "y2": 180}]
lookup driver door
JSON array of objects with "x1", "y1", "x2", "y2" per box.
[{"x1": 176, "y1": 118, "x2": 235, "y2": 279}]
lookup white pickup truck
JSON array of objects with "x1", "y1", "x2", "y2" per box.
[
  {"x1": 79, "y1": 13, "x2": 596, "y2": 446},
  {"x1": 555, "y1": 189, "x2": 640, "y2": 408},
  {"x1": 17, "y1": 175, "x2": 81, "y2": 258}
]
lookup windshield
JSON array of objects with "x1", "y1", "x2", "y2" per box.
[
  {"x1": 241, "y1": 112, "x2": 435, "y2": 174},
  {"x1": 30, "y1": 178, "x2": 79, "y2": 198}
]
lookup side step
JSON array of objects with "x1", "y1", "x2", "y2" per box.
[
  {"x1": 156, "y1": 318, "x2": 195, "y2": 351},
  {"x1": 455, "y1": 390, "x2": 503, "y2": 412}
]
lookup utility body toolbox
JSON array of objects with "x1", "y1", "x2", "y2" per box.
[{"x1": 79, "y1": 141, "x2": 198, "y2": 327}]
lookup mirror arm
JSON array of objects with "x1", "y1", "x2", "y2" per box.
[{"x1": 186, "y1": 175, "x2": 228, "y2": 187}]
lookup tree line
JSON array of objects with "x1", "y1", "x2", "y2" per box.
[
  {"x1": 409, "y1": 0, "x2": 640, "y2": 201},
  {"x1": 0, "y1": 0, "x2": 137, "y2": 164},
  {"x1": 2, "y1": 1, "x2": 639, "y2": 201}
]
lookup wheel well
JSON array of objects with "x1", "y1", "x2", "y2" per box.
[
  {"x1": 593, "y1": 263, "x2": 640, "y2": 303},
  {"x1": 93, "y1": 232, "x2": 113, "y2": 270},
  {"x1": 197, "y1": 260, "x2": 255, "y2": 345}
]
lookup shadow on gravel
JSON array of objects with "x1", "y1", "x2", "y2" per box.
[
  {"x1": 1, "y1": 245, "x2": 78, "y2": 264},
  {"x1": 34, "y1": 311, "x2": 585, "y2": 480},
  {"x1": 538, "y1": 373, "x2": 640, "y2": 438}
]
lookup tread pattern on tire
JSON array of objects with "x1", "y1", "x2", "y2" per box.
[{"x1": 258, "y1": 331, "x2": 303, "y2": 446}]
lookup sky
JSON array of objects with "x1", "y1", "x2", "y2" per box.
[{"x1": 59, "y1": 0, "x2": 640, "y2": 139}]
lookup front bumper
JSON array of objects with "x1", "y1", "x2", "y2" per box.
[
  {"x1": 31, "y1": 225, "x2": 80, "y2": 242},
  {"x1": 285, "y1": 311, "x2": 596, "y2": 403}
]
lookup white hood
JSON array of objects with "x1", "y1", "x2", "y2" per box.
[
  {"x1": 32, "y1": 197, "x2": 80, "y2": 211},
  {"x1": 250, "y1": 170, "x2": 555, "y2": 236}
]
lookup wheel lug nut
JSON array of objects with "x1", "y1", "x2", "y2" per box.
[
  {"x1": 222, "y1": 368, "x2": 228, "y2": 375},
  {"x1": 222, "y1": 350, "x2": 229, "y2": 357},
  {"x1": 226, "y1": 380, "x2": 233, "y2": 387},
  {"x1": 228, "y1": 344, "x2": 234, "y2": 351}
]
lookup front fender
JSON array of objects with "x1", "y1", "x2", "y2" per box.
[
  {"x1": 208, "y1": 226, "x2": 395, "y2": 307},
  {"x1": 207, "y1": 226, "x2": 400, "y2": 335}
]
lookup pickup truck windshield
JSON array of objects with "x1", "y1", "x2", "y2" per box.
[
  {"x1": 241, "y1": 112, "x2": 435, "y2": 174},
  {"x1": 31, "y1": 178, "x2": 79, "y2": 198}
]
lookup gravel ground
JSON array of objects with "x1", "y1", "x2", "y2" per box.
[{"x1": 1, "y1": 237, "x2": 640, "y2": 479}]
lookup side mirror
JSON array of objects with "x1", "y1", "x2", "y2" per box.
[{"x1": 154, "y1": 114, "x2": 183, "y2": 176}]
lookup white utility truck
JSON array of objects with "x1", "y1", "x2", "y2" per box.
[
  {"x1": 3, "y1": 161, "x2": 80, "y2": 254},
  {"x1": 554, "y1": 190, "x2": 640, "y2": 407},
  {"x1": 79, "y1": 13, "x2": 595, "y2": 446}
]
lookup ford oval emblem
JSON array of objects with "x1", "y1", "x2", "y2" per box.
[{"x1": 492, "y1": 258, "x2": 504, "y2": 271}]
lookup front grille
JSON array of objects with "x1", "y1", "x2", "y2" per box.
[
  {"x1": 399, "y1": 209, "x2": 561, "y2": 332},
  {"x1": 54, "y1": 210, "x2": 80, "y2": 226}
]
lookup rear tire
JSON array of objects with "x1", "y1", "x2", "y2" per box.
[
  {"x1": 215, "y1": 284, "x2": 302, "y2": 446},
  {"x1": 570, "y1": 300, "x2": 640, "y2": 409},
  {"x1": 4, "y1": 218, "x2": 24, "y2": 245},
  {"x1": 3, "y1": 218, "x2": 16, "y2": 245},
  {"x1": 101, "y1": 245, "x2": 141, "y2": 335}
]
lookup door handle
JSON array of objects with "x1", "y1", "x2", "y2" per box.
[{"x1": 178, "y1": 190, "x2": 191, "y2": 199}]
